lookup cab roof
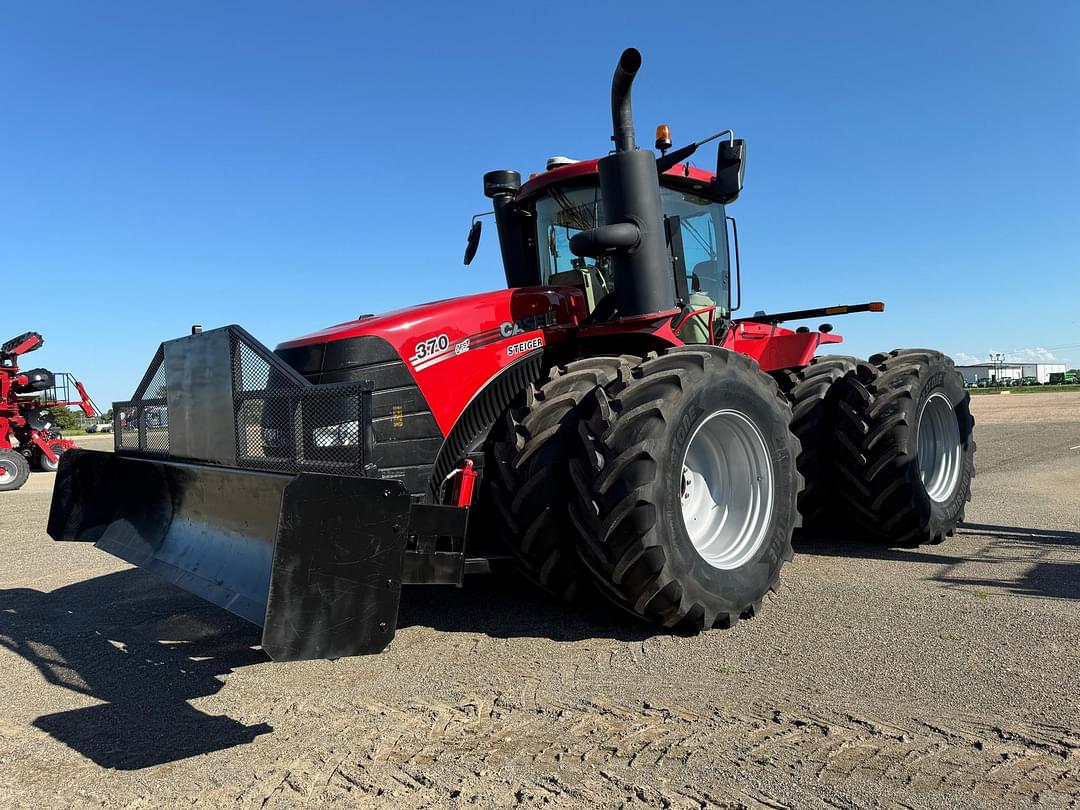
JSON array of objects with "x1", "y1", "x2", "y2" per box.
[{"x1": 517, "y1": 158, "x2": 718, "y2": 201}]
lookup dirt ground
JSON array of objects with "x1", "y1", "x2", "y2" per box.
[{"x1": 1, "y1": 394, "x2": 1078, "y2": 809}]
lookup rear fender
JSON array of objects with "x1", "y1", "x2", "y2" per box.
[{"x1": 722, "y1": 323, "x2": 843, "y2": 372}]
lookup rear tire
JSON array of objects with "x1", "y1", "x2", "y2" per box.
[
  {"x1": 832, "y1": 349, "x2": 975, "y2": 546},
  {"x1": 0, "y1": 450, "x2": 31, "y2": 492},
  {"x1": 570, "y1": 347, "x2": 801, "y2": 630},
  {"x1": 486, "y1": 356, "x2": 637, "y2": 601},
  {"x1": 773, "y1": 355, "x2": 858, "y2": 528}
]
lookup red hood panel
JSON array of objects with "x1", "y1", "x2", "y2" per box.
[{"x1": 277, "y1": 287, "x2": 585, "y2": 435}]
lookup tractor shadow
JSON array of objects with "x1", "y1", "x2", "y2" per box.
[
  {"x1": 0, "y1": 568, "x2": 270, "y2": 770},
  {"x1": 396, "y1": 570, "x2": 660, "y2": 644},
  {"x1": 793, "y1": 522, "x2": 1080, "y2": 601},
  {"x1": 0, "y1": 564, "x2": 659, "y2": 770}
]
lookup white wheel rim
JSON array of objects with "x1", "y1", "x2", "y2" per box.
[
  {"x1": 0, "y1": 458, "x2": 17, "y2": 485},
  {"x1": 917, "y1": 392, "x2": 963, "y2": 503},
  {"x1": 679, "y1": 409, "x2": 775, "y2": 570}
]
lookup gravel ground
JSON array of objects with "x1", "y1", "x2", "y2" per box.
[{"x1": 0, "y1": 394, "x2": 1077, "y2": 809}]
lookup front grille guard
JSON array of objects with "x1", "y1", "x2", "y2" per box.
[{"x1": 113, "y1": 325, "x2": 373, "y2": 477}]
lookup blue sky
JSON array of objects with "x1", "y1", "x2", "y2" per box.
[{"x1": 3, "y1": 2, "x2": 1078, "y2": 406}]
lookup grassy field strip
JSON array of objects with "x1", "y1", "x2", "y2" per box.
[{"x1": 970, "y1": 385, "x2": 1080, "y2": 396}]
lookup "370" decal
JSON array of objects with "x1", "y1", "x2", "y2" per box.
[{"x1": 408, "y1": 319, "x2": 548, "y2": 372}]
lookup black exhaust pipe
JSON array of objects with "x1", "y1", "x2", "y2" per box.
[
  {"x1": 571, "y1": 48, "x2": 676, "y2": 318},
  {"x1": 611, "y1": 48, "x2": 642, "y2": 153}
]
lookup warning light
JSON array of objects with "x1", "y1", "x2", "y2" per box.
[
  {"x1": 655, "y1": 124, "x2": 672, "y2": 153},
  {"x1": 869, "y1": 301, "x2": 885, "y2": 312}
]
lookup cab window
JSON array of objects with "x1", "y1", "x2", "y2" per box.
[{"x1": 533, "y1": 183, "x2": 729, "y2": 322}]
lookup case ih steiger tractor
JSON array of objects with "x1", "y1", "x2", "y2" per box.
[
  {"x1": 48, "y1": 50, "x2": 975, "y2": 660},
  {"x1": 1, "y1": 332, "x2": 98, "y2": 492}
]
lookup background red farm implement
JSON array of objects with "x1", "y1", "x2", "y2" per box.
[{"x1": 1, "y1": 331, "x2": 98, "y2": 492}]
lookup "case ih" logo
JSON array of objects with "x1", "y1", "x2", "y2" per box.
[{"x1": 499, "y1": 312, "x2": 554, "y2": 338}]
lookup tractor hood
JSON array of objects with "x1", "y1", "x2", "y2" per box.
[
  {"x1": 275, "y1": 286, "x2": 586, "y2": 438},
  {"x1": 276, "y1": 287, "x2": 585, "y2": 353}
]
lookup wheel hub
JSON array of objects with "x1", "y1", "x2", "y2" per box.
[
  {"x1": 0, "y1": 458, "x2": 17, "y2": 485},
  {"x1": 917, "y1": 392, "x2": 963, "y2": 503},
  {"x1": 679, "y1": 409, "x2": 775, "y2": 570}
]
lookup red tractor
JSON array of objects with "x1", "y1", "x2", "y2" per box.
[
  {"x1": 49, "y1": 50, "x2": 974, "y2": 660},
  {"x1": 1, "y1": 332, "x2": 98, "y2": 492}
]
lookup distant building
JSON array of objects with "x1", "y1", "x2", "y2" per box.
[{"x1": 956, "y1": 363, "x2": 1065, "y2": 384}]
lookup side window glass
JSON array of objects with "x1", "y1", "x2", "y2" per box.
[
  {"x1": 545, "y1": 225, "x2": 579, "y2": 276},
  {"x1": 681, "y1": 213, "x2": 716, "y2": 271},
  {"x1": 680, "y1": 213, "x2": 724, "y2": 314}
]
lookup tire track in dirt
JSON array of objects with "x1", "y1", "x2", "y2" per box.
[{"x1": 213, "y1": 689, "x2": 1080, "y2": 809}]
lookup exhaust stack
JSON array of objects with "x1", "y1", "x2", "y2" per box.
[
  {"x1": 611, "y1": 48, "x2": 641, "y2": 152},
  {"x1": 570, "y1": 48, "x2": 676, "y2": 318}
]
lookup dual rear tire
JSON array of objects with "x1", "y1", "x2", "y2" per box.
[
  {"x1": 776, "y1": 350, "x2": 975, "y2": 545},
  {"x1": 773, "y1": 356, "x2": 858, "y2": 528},
  {"x1": 831, "y1": 349, "x2": 975, "y2": 545}
]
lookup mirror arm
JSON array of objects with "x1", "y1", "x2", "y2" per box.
[{"x1": 656, "y1": 129, "x2": 735, "y2": 174}]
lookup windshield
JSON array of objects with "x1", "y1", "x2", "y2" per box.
[{"x1": 534, "y1": 185, "x2": 730, "y2": 318}]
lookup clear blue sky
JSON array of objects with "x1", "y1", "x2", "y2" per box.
[{"x1": 3, "y1": 2, "x2": 1078, "y2": 406}]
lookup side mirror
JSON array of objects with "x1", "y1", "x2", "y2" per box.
[
  {"x1": 715, "y1": 139, "x2": 746, "y2": 203},
  {"x1": 463, "y1": 220, "x2": 482, "y2": 265}
]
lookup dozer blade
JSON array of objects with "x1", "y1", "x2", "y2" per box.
[{"x1": 48, "y1": 449, "x2": 411, "y2": 661}]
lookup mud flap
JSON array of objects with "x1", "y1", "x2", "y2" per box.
[{"x1": 48, "y1": 449, "x2": 411, "y2": 661}]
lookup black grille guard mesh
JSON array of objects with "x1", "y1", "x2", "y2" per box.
[{"x1": 113, "y1": 325, "x2": 373, "y2": 477}]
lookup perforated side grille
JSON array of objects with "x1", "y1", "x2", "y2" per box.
[
  {"x1": 114, "y1": 400, "x2": 168, "y2": 454},
  {"x1": 236, "y1": 382, "x2": 368, "y2": 474}
]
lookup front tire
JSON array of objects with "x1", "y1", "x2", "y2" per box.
[
  {"x1": 832, "y1": 349, "x2": 975, "y2": 546},
  {"x1": 486, "y1": 356, "x2": 637, "y2": 601},
  {"x1": 0, "y1": 450, "x2": 31, "y2": 492},
  {"x1": 570, "y1": 348, "x2": 802, "y2": 630}
]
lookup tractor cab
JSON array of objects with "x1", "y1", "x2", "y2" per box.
[
  {"x1": 476, "y1": 135, "x2": 744, "y2": 345},
  {"x1": 529, "y1": 178, "x2": 732, "y2": 341}
]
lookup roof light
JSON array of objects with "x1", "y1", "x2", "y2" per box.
[
  {"x1": 655, "y1": 124, "x2": 672, "y2": 153},
  {"x1": 546, "y1": 156, "x2": 578, "y2": 171}
]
